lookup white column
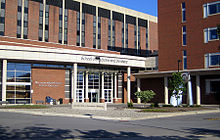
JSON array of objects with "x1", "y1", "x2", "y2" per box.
[
  {"x1": 114, "y1": 73, "x2": 117, "y2": 101},
  {"x1": 85, "y1": 71, "x2": 89, "y2": 101},
  {"x1": 123, "y1": 14, "x2": 126, "y2": 49},
  {"x1": 2, "y1": 60, "x2": 7, "y2": 102},
  {"x1": 164, "y1": 77, "x2": 169, "y2": 105},
  {"x1": 101, "y1": 72, "x2": 105, "y2": 101},
  {"x1": 111, "y1": 74, "x2": 113, "y2": 103},
  {"x1": 196, "y1": 75, "x2": 201, "y2": 105},
  {"x1": 79, "y1": 2, "x2": 82, "y2": 46},
  {"x1": 21, "y1": 0, "x2": 25, "y2": 39},
  {"x1": 71, "y1": 63, "x2": 77, "y2": 103},
  {"x1": 137, "y1": 78, "x2": 141, "y2": 104},
  {"x1": 187, "y1": 74, "x2": 194, "y2": 106},
  {"x1": 62, "y1": 0, "x2": 65, "y2": 44},
  {"x1": 42, "y1": 0, "x2": 46, "y2": 41},
  {"x1": 110, "y1": 10, "x2": 113, "y2": 47},
  {"x1": 127, "y1": 67, "x2": 131, "y2": 103}
]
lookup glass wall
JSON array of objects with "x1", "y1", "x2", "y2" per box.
[{"x1": 6, "y1": 63, "x2": 31, "y2": 104}]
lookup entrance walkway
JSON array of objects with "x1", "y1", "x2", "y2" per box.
[{"x1": 0, "y1": 104, "x2": 219, "y2": 121}]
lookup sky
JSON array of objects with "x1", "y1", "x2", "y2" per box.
[{"x1": 101, "y1": 0, "x2": 158, "y2": 17}]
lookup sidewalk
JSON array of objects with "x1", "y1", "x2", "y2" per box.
[{"x1": 0, "y1": 105, "x2": 219, "y2": 121}]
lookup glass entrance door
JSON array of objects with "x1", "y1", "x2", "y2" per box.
[
  {"x1": 104, "y1": 73, "x2": 113, "y2": 103},
  {"x1": 88, "y1": 90, "x2": 98, "y2": 103}
]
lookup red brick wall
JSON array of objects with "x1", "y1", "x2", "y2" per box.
[
  {"x1": 128, "y1": 24, "x2": 135, "y2": 49},
  {"x1": 48, "y1": 5, "x2": 59, "y2": 43},
  {"x1": 5, "y1": 0, "x2": 17, "y2": 37},
  {"x1": 101, "y1": 17, "x2": 108, "y2": 50},
  {"x1": 67, "y1": 10, "x2": 77, "y2": 46},
  {"x1": 139, "y1": 26, "x2": 146, "y2": 50},
  {"x1": 158, "y1": 0, "x2": 220, "y2": 71},
  {"x1": 140, "y1": 78, "x2": 165, "y2": 103},
  {"x1": 115, "y1": 20, "x2": 122, "y2": 47},
  {"x1": 28, "y1": 1, "x2": 39, "y2": 40},
  {"x1": 85, "y1": 13, "x2": 93, "y2": 48},
  {"x1": 32, "y1": 68, "x2": 65, "y2": 104},
  {"x1": 149, "y1": 21, "x2": 158, "y2": 51}
]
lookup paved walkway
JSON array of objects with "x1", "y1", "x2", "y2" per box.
[{"x1": 0, "y1": 105, "x2": 219, "y2": 121}]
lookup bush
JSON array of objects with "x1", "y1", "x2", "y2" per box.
[
  {"x1": 150, "y1": 103, "x2": 159, "y2": 108},
  {"x1": 127, "y1": 102, "x2": 133, "y2": 108},
  {"x1": 162, "y1": 104, "x2": 174, "y2": 107},
  {"x1": 135, "y1": 90, "x2": 156, "y2": 104}
]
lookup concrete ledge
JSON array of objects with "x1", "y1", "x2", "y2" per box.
[{"x1": 71, "y1": 103, "x2": 107, "y2": 111}]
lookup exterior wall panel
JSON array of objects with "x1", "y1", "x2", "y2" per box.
[
  {"x1": 28, "y1": 1, "x2": 40, "y2": 40},
  {"x1": 115, "y1": 21, "x2": 122, "y2": 47},
  {"x1": 139, "y1": 26, "x2": 146, "y2": 50},
  {"x1": 67, "y1": 10, "x2": 77, "y2": 46},
  {"x1": 149, "y1": 21, "x2": 158, "y2": 51},
  {"x1": 85, "y1": 13, "x2": 93, "y2": 48},
  {"x1": 101, "y1": 17, "x2": 108, "y2": 50},
  {"x1": 128, "y1": 24, "x2": 135, "y2": 49},
  {"x1": 5, "y1": 0, "x2": 17, "y2": 37},
  {"x1": 48, "y1": 5, "x2": 59, "y2": 43}
]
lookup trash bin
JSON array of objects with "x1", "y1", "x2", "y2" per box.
[{"x1": 59, "y1": 98, "x2": 63, "y2": 104}]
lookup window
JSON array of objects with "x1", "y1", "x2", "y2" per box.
[
  {"x1": 182, "y1": 26, "x2": 186, "y2": 46},
  {"x1": 183, "y1": 50, "x2": 187, "y2": 69},
  {"x1": 76, "y1": 11, "x2": 80, "y2": 46},
  {"x1": 204, "y1": 27, "x2": 219, "y2": 43},
  {"x1": 64, "y1": 9, "x2": 68, "y2": 44},
  {"x1": 203, "y1": 1, "x2": 220, "y2": 18},
  {"x1": 23, "y1": 0, "x2": 28, "y2": 39},
  {"x1": 108, "y1": 19, "x2": 111, "y2": 46},
  {"x1": 17, "y1": 0, "x2": 22, "y2": 38},
  {"x1": 0, "y1": 0, "x2": 5, "y2": 36},
  {"x1": 81, "y1": 13, "x2": 85, "y2": 47},
  {"x1": 58, "y1": 8, "x2": 62, "y2": 44},
  {"x1": 93, "y1": 15, "x2": 96, "y2": 49},
  {"x1": 182, "y1": 2, "x2": 186, "y2": 22},
  {"x1": 98, "y1": 16, "x2": 101, "y2": 49},
  {"x1": 38, "y1": 3, "x2": 43, "y2": 41},
  {"x1": 205, "y1": 53, "x2": 220, "y2": 67},
  {"x1": 206, "y1": 79, "x2": 220, "y2": 94},
  {"x1": 112, "y1": 20, "x2": 115, "y2": 47},
  {"x1": 45, "y1": 4, "x2": 49, "y2": 42}
]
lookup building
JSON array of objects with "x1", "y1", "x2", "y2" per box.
[
  {"x1": 0, "y1": 0, "x2": 158, "y2": 104},
  {"x1": 135, "y1": 0, "x2": 220, "y2": 105}
]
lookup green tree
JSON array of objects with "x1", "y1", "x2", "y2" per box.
[
  {"x1": 135, "y1": 90, "x2": 156, "y2": 104},
  {"x1": 169, "y1": 72, "x2": 186, "y2": 106}
]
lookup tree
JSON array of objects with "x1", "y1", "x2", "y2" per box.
[
  {"x1": 134, "y1": 90, "x2": 156, "y2": 104},
  {"x1": 169, "y1": 72, "x2": 186, "y2": 106}
]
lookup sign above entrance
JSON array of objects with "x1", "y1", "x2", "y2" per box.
[{"x1": 80, "y1": 56, "x2": 128, "y2": 65}]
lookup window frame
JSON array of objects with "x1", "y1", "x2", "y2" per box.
[
  {"x1": 204, "y1": 27, "x2": 219, "y2": 43},
  {"x1": 203, "y1": 1, "x2": 220, "y2": 18}
]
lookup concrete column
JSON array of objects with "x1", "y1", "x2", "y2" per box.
[
  {"x1": 71, "y1": 63, "x2": 77, "y2": 103},
  {"x1": 114, "y1": 73, "x2": 117, "y2": 101},
  {"x1": 2, "y1": 60, "x2": 7, "y2": 102},
  {"x1": 196, "y1": 75, "x2": 201, "y2": 105},
  {"x1": 96, "y1": 6, "x2": 98, "y2": 49},
  {"x1": 127, "y1": 67, "x2": 131, "y2": 103},
  {"x1": 111, "y1": 74, "x2": 113, "y2": 103},
  {"x1": 137, "y1": 78, "x2": 141, "y2": 104},
  {"x1": 187, "y1": 74, "x2": 193, "y2": 106},
  {"x1": 42, "y1": 0, "x2": 46, "y2": 41},
  {"x1": 79, "y1": 2, "x2": 82, "y2": 46},
  {"x1": 21, "y1": 0, "x2": 25, "y2": 38},
  {"x1": 62, "y1": 0, "x2": 65, "y2": 44},
  {"x1": 164, "y1": 77, "x2": 169, "y2": 105},
  {"x1": 85, "y1": 71, "x2": 89, "y2": 102},
  {"x1": 101, "y1": 72, "x2": 105, "y2": 102}
]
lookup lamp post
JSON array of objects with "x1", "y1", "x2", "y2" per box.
[{"x1": 178, "y1": 60, "x2": 182, "y2": 72}]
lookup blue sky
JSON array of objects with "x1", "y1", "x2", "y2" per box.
[{"x1": 101, "y1": 0, "x2": 158, "y2": 17}]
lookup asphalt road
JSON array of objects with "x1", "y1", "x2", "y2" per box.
[{"x1": 0, "y1": 112, "x2": 219, "y2": 140}]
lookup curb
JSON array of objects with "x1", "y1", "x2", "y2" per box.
[{"x1": 0, "y1": 109, "x2": 219, "y2": 121}]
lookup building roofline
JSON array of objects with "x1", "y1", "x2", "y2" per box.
[
  {"x1": 73, "y1": 0, "x2": 157, "y2": 23},
  {"x1": 134, "y1": 68, "x2": 220, "y2": 78}
]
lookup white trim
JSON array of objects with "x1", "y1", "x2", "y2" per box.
[{"x1": 6, "y1": 82, "x2": 31, "y2": 85}]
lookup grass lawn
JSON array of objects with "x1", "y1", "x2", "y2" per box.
[{"x1": 0, "y1": 105, "x2": 49, "y2": 109}]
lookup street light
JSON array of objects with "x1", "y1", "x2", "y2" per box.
[{"x1": 178, "y1": 60, "x2": 182, "y2": 72}]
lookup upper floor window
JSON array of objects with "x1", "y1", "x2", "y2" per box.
[
  {"x1": 182, "y1": 2, "x2": 186, "y2": 22},
  {"x1": 205, "y1": 53, "x2": 220, "y2": 67},
  {"x1": 0, "y1": 0, "x2": 5, "y2": 36},
  {"x1": 182, "y1": 26, "x2": 186, "y2": 46},
  {"x1": 183, "y1": 50, "x2": 187, "y2": 69},
  {"x1": 204, "y1": 27, "x2": 219, "y2": 43},
  {"x1": 203, "y1": 1, "x2": 220, "y2": 18}
]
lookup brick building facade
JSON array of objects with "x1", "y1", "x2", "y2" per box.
[{"x1": 0, "y1": 0, "x2": 158, "y2": 104}]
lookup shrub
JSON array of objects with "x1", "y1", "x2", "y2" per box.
[
  {"x1": 135, "y1": 90, "x2": 156, "y2": 104},
  {"x1": 127, "y1": 102, "x2": 133, "y2": 108},
  {"x1": 150, "y1": 103, "x2": 159, "y2": 108}
]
